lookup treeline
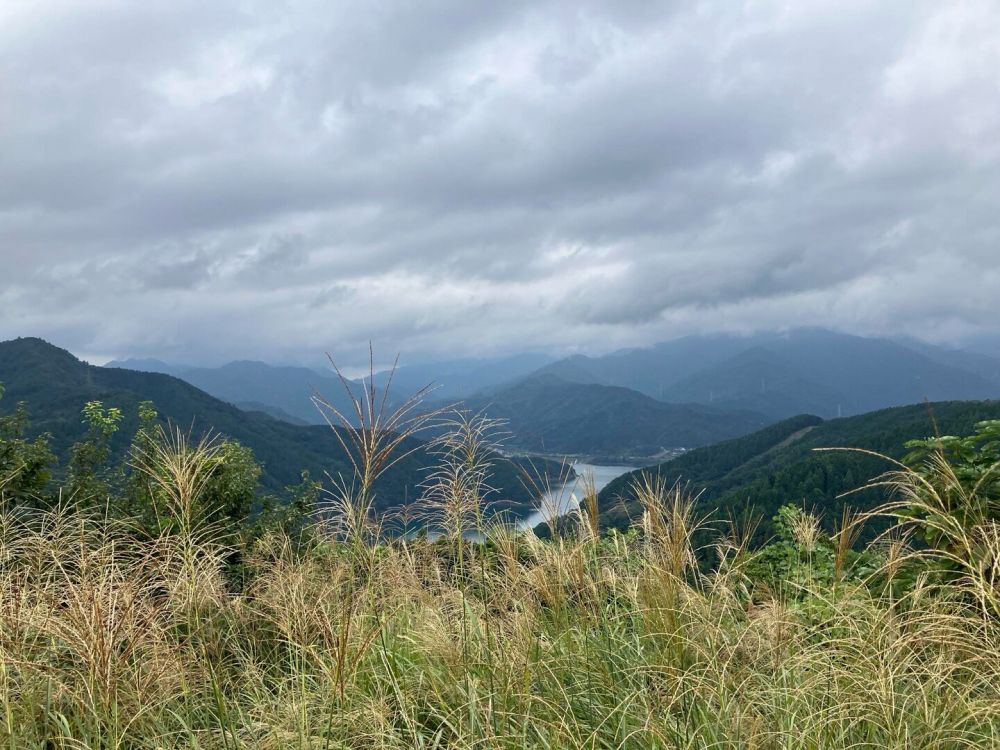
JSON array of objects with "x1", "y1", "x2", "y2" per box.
[{"x1": 599, "y1": 400, "x2": 1000, "y2": 543}]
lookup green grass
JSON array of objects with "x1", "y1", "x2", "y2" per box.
[
  {"x1": 3, "y1": 354, "x2": 1000, "y2": 748},
  {"x1": 1, "y1": 485, "x2": 999, "y2": 748}
]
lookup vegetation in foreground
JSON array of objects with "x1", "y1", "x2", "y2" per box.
[{"x1": 2, "y1": 378, "x2": 1000, "y2": 747}]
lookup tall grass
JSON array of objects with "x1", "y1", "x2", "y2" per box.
[{"x1": 3, "y1": 407, "x2": 1000, "y2": 746}]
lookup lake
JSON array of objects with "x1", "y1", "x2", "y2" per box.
[{"x1": 516, "y1": 461, "x2": 636, "y2": 531}]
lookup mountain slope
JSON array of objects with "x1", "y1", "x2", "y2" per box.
[
  {"x1": 660, "y1": 346, "x2": 837, "y2": 418},
  {"x1": 532, "y1": 335, "x2": 749, "y2": 397},
  {"x1": 598, "y1": 400, "x2": 1000, "y2": 540},
  {"x1": 107, "y1": 359, "x2": 355, "y2": 425},
  {"x1": 893, "y1": 338, "x2": 1000, "y2": 386},
  {"x1": 0, "y1": 338, "x2": 557, "y2": 515},
  {"x1": 104, "y1": 358, "x2": 190, "y2": 377},
  {"x1": 451, "y1": 375, "x2": 769, "y2": 460},
  {"x1": 531, "y1": 329, "x2": 1000, "y2": 420}
]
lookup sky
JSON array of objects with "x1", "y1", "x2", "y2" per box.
[{"x1": 2, "y1": 1, "x2": 1000, "y2": 367}]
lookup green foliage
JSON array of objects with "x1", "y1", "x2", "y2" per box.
[
  {"x1": 124, "y1": 421, "x2": 263, "y2": 538},
  {"x1": 200, "y1": 439, "x2": 261, "y2": 527},
  {"x1": 873, "y1": 419, "x2": 1000, "y2": 588},
  {"x1": 255, "y1": 470, "x2": 321, "y2": 538},
  {"x1": 602, "y1": 401, "x2": 1000, "y2": 542},
  {"x1": 0, "y1": 383, "x2": 56, "y2": 503},
  {"x1": 67, "y1": 400, "x2": 124, "y2": 502},
  {"x1": 903, "y1": 419, "x2": 1000, "y2": 542},
  {"x1": 744, "y1": 504, "x2": 878, "y2": 601}
]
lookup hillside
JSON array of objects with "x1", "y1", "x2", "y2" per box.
[
  {"x1": 106, "y1": 358, "x2": 354, "y2": 425},
  {"x1": 451, "y1": 374, "x2": 768, "y2": 461},
  {"x1": 663, "y1": 330, "x2": 1000, "y2": 419},
  {"x1": 533, "y1": 335, "x2": 747, "y2": 397},
  {"x1": 598, "y1": 400, "x2": 1000, "y2": 540},
  {"x1": 530, "y1": 329, "x2": 1000, "y2": 419},
  {"x1": 0, "y1": 338, "x2": 559, "y2": 516}
]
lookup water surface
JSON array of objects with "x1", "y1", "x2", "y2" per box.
[{"x1": 517, "y1": 462, "x2": 636, "y2": 530}]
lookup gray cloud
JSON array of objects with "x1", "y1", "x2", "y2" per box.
[{"x1": 1, "y1": 0, "x2": 999, "y2": 366}]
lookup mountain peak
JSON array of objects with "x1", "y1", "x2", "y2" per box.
[{"x1": 0, "y1": 337, "x2": 86, "y2": 374}]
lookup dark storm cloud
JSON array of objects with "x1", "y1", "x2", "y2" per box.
[{"x1": 1, "y1": 0, "x2": 999, "y2": 364}]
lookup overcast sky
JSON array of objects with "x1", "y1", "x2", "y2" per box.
[{"x1": 2, "y1": 1, "x2": 999, "y2": 366}]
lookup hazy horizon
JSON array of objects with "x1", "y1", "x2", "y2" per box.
[{"x1": 10, "y1": 325, "x2": 1000, "y2": 374}]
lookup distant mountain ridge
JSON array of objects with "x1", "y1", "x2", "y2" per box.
[
  {"x1": 104, "y1": 357, "x2": 187, "y2": 376},
  {"x1": 102, "y1": 329, "x2": 1000, "y2": 461},
  {"x1": 105, "y1": 353, "x2": 556, "y2": 425},
  {"x1": 367, "y1": 353, "x2": 556, "y2": 402},
  {"x1": 524, "y1": 329, "x2": 1000, "y2": 420},
  {"x1": 443, "y1": 373, "x2": 769, "y2": 461},
  {"x1": 104, "y1": 358, "x2": 350, "y2": 425}
]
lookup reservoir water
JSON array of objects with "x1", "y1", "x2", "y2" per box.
[{"x1": 517, "y1": 462, "x2": 636, "y2": 531}]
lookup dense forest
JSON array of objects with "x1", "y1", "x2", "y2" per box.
[{"x1": 599, "y1": 400, "x2": 1000, "y2": 541}]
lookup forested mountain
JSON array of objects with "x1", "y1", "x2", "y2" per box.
[
  {"x1": 449, "y1": 374, "x2": 768, "y2": 461},
  {"x1": 529, "y1": 329, "x2": 1000, "y2": 419},
  {"x1": 106, "y1": 358, "x2": 353, "y2": 425},
  {"x1": 104, "y1": 357, "x2": 187, "y2": 376},
  {"x1": 105, "y1": 330, "x2": 1000, "y2": 448},
  {"x1": 598, "y1": 400, "x2": 1000, "y2": 541},
  {"x1": 1, "y1": 338, "x2": 559, "y2": 516},
  {"x1": 533, "y1": 335, "x2": 748, "y2": 397}
]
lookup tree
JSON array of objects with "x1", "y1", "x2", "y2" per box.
[
  {"x1": 0, "y1": 384, "x2": 56, "y2": 504},
  {"x1": 895, "y1": 420, "x2": 1000, "y2": 562},
  {"x1": 126, "y1": 413, "x2": 263, "y2": 537},
  {"x1": 68, "y1": 400, "x2": 123, "y2": 503}
]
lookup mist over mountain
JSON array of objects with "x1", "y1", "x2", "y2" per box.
[
  {"x1": 523, "y1": 329, "x2": 1000, "y2": 420},
  {"x1": 105, "y1": 353, "x2": 555, "y2": 426},
  {"x1": 105, "y1": 358, "x2": 349, "y2": 425},
  {"x1": 367, "y1": 353, "x2": 556, "y2": 402}
]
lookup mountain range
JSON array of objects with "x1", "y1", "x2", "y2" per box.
[
  {"x1": 1, "y1": 338, "x2": 562, "y2": 517},
  {"x1": 103, "y1": 358, "x2": 354, "y2": 425},
  {"x1": 103, "y1": 328, "x2": 1000, "y2": 462},
  {"x1": 533, "y1": 329, "x2": 1000, "y2": 420},
  {"x1": 8, "y1": 333, "x2": 1000, "y2": 535},
  {"x1": 106, "y1": 352, "x2": 555, "y2": 426}
]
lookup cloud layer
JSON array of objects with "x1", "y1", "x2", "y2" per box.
[{"x1": 2, "y1": 0, "x2": 999, "y2": 364}]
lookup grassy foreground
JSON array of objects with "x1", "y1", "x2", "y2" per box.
[
  {"x1": 2, "y1": 483, "x2": 1000, "y2": 749},
  {"x1": 3, "y1": 382, "x2": 1000, "y2": 748}
]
